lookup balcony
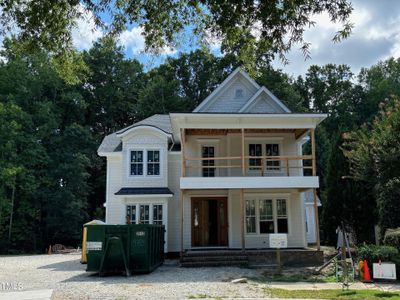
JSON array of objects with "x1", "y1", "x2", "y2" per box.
[{"x1": 180, "y1": 154, "x2": 319, "y2": 189}]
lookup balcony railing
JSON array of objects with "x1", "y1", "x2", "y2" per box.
[{"x1": 184, "y1": 155, "x2": 314, "y2": 177}]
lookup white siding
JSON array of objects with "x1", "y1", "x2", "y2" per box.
[
  {"x1": 106, "y1": 156, "x2": 125, "y2": 224},
  {"x1": 167, "y1": 153, "x2": 182, "y2": 252},
  {"x1": 245, "y1": 94, "x2": 286, "y2": 113},
  {"x1": 203, "y1": 77, "x2": 258, "y2": 112}
]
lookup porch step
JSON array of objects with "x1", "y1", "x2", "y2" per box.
[
  {"x1": 180, "y1": 251, "x2": 249, "y2": 267},
  {"x1": 181, "y1": 260, "x2": 248, "y2": 268}
]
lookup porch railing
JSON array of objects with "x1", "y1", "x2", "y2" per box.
[{"x1": 184, "y1": 155, "x2": 314, "y2": 177}]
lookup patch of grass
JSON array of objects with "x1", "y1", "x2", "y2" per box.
[
  {"x1": 188, "y1": 294, "x2": 209, "y2": 299},
  {"x1": 265, "y1": 288, "x2": 400, "y2": 299},
  {"x1": 250, "y1": 273, "x2": 337, "y2": 283}
]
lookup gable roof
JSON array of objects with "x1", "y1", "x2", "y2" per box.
[
  {"x1": 98, "y1": 114, "x2": 172, "y2": 154},
  {"x1": 193, "y1": 67, "x2": 291, "y2": 114},
  {"x1": 193, "y1": 67, "x2": 260, "y2": 112},
  {"x1": 239, "y1": 86, "x2": 291, "y2": 113}
]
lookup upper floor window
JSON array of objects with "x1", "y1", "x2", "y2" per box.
[
  {"x1": 130, "y1": 149, "x2": 161, "y2": 177},
  {"x1": 266, "y1": 144, "x2": 280, "y2": 170},
  {"x1": 130, "y1": 150, "x2": 143, "y2": 175},
  {"x1": 202, "y1": 146, "x2": 215, "y2": 177},
  {"x1": 249, "y1": 144, "x2": 262, "y2": 169},
  {"x1": 147, "y1": 150, "x2": 160, "y2": 176}
]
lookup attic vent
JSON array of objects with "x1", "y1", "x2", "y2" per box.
[{"x1": 235, "y1": 88, "x2": 244, "y2": 98}]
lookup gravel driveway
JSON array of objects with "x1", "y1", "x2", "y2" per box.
[{"x1": 0, "y1": 253, "x2": 267, "y2": 299}]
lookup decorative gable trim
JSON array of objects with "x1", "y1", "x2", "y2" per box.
[
  {"x1": 193, "y1": 67, "x2": 260, "y2": 112},
  {"x1": 238, "y1": 87, "x2": 291, "y2": 113}
]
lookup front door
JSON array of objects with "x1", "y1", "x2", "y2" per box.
[{"x1": 191, "y1": 197, "x2": 228, "y2": 247}]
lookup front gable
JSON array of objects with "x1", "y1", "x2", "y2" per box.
[
  {"x1": 193, "y1": 67, "x2": 260, "y2": 113},
  {"x1": 193, "y1": 67, "x2": 290, "y2": 113},
  {"x1": 239, "y1": 87, "x2": 291, "y2": 113}
]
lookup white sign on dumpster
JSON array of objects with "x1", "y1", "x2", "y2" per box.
[
  {"x1": 269, "y1": 234, "x2": 288, "y2": 248},
  {"x1": 373, "y1": 263, "x2": 397, "y2": 280},
  {"x1": 86, "y1": 241, "x2": 102, "y2": 251}
]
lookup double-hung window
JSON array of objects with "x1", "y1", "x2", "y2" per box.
[
  {"x1": 126, "y1": 205, "x2": 137, "y2": 224},
  {"x1": 139, "y1": 204, "x2": 150, "y2": 224},
  {"x1": 245, "y1": 200, "x2": 256, "y2": 233},
  {"x1": 266, "y1": 144, "x2": 280, "y2": 170},
  {"x1": 147, "y1": 150, "x2": 160, "y2": 176},
  {"x1": 249, "y1": 144, "x2": 262, "y2": 169},
  {"x1": 153, "y1": 205, "x2": 163, "y2": 225},
  {"x1": 276, "y1": 199, "x2": 288, "y2": 233},
  {"x1": 245, "y1": 197, "x2": 289, "y2": 235},
  {"x1": 130, "y1": 151, "x2": 143, "y2": 175},
  {"x1": 202, "y1": 146, "x2": 215, "y2": 177},
  {"x1": 130, "y1": 150, "x2": 160, "y2": 176},
  {"x1": 259, "y1": 199, "x2": 274, "y2": 233}
]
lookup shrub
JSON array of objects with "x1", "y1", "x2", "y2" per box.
[
  {"x1": 357, "y1": 244, "x2": 398, "y2": 263},
  {"x1": 384, "y1": 228, "x2": 400, "y2": 249}
]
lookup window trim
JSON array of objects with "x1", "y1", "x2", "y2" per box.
[
  {"x1": 128, "y1": 148, "x2": 162, "y2": 178},
  {"x1": 244, "y1": 194, "x2": 290, "y2": 236}
]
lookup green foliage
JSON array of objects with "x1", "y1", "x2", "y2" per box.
[
  {"x1": 346, "y1": 99, "x2": 400, "y2": 234},
  {"x1": 1, "y1": 1, "x2": 353, "y2": 68},
  {"x1": 384, "y1": 228, "x2": 400, "y2": 249},
  {"x1": 357, "y1": 244, "x2": 399, "y2": 263}
]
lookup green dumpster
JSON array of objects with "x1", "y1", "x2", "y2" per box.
[{"x1": 85, "y1": 224, "x2": 164, "y2": 276}]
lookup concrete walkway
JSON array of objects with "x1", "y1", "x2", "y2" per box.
[
  {"x1": 266, "y1": 281, "x2": 400, "y2": 292},
  {"x1": 0, "y1": 289, "x2": 53, "y2": 300}
]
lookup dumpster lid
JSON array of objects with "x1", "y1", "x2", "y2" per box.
[
  {"x1": 84, "y1": 219, "x2": 106, "y2": 226},
  {"x1": 114, "y1": 187, "x2": 174, "y2": 196}
]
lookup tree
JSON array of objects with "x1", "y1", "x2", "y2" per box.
[
  {"x1": 345, "y1": 99, "x2": 400, "y2": 235},
  {"x1": 1, "y1": 0, "x2": 353, "y2": 68}
]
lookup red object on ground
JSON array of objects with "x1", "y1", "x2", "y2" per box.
[{"x1": 363, "y1": 259, "x2": 373, "y2": 283}]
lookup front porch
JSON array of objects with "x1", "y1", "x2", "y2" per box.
[
  {"x1": 180, "y1": 189, "x2": 312, "y2": 255},
  {"x1": 180, "y1": 248, "x2": 324, "y2": 268}
]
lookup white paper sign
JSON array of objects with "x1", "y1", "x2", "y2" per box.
[
  {"x1": 269, "y1": 234, "x2": 288, "y2": 248},
  {"x1": 373, "y1": 263, "x2": 397, "y2": 280},
  {"x1": 86, "y1": 241, "x2": 102, "y2": 251}
]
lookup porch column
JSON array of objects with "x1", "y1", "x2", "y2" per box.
[
  {"x1": 180, "y1": 189, "x2": 184, "y2": 256},
  {"x1": 240, "y1": 188, "x2": 245, "y2": 251},
  {"x1": 240, "y1": 129, "x2": 245, "y2": 251},
  {"x1": 241, "y1": 128, "x2": 245, "y2": 175},
  {"x1": 180, "y1": 128, "x2": 186, "y2": 256},
  {"x1": 310, "y1": 128, "x2": 321, "y2": 250}
]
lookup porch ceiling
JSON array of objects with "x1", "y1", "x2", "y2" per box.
[{"x1": 185, "y1": 128, "x2": 309, "y2": 139}]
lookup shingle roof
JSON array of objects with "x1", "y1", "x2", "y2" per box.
[
  {"x1": 98, "y1": 114, "x2": 172, "y2": 154},
  {"x1": 115, "y1": 187, "x2": 173, "y2": 195}
]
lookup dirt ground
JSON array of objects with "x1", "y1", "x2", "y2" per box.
[{"x1": 0, "y1": 253, "x2": 267, "y2": 299}]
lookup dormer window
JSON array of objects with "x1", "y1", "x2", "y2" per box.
[{"x1": 235, "y1": 88, "x2": 244, "y2": 98}]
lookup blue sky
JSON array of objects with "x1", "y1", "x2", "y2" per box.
[{"x1": 69, "y1": 0, "x2": 400, "y2": 77}]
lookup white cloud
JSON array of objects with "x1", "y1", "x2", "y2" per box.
[
  {"x1": 71, "y1": 5, "x2": 103, "y2": 50},
  {"x1": 272, "y1": 0, "x2": 400, "y2": 77},
  {"x1": 118, "y1": 26, "x2": 175, "y2": 55}
]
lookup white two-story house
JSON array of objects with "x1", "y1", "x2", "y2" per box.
[{"x1": 98, "y1": 68, "x2": 326, "y2": 265}]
